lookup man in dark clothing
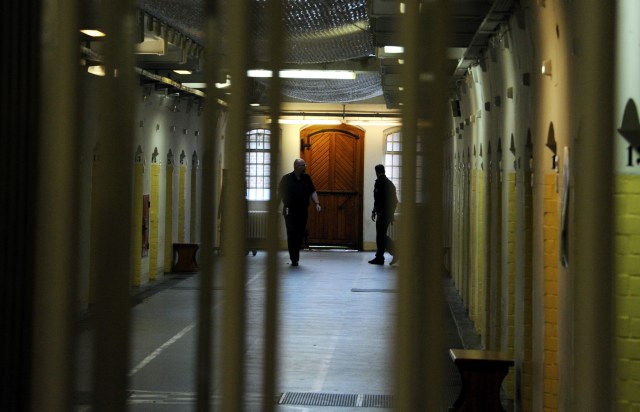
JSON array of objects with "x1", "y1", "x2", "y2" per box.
[
  {"x1": 369, "y1": 164, "x2": 398, "y2": 265},
  {"x1": 278, "y1": 158, "x2": 321, "y2": 266}
]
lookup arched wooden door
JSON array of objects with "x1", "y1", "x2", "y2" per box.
[{"x1": 301, "y1": 124, "x2": 364, "y2": 249}]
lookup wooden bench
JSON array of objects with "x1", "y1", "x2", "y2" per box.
[
  {"x1": 172, "y1": 243, "x2": 200, "y2": 272},
  {"x1": 449, "y1": 348, "x2": 514, "y2": 412}
]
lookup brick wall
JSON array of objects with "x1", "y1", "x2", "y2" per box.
[
  {"x1": 616, "y1": 175, "x2": 640, "y2": 411},
  {"x1": 543, "y1": 173, "x2": 559, "y2": 411}
]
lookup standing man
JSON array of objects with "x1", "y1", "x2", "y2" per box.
[
  {"x1": 278, "y1": 158, "x2": 322, "y2": 266},
  {"x1": 369, "y1": 164, "x2": 398, "y2": 265}
]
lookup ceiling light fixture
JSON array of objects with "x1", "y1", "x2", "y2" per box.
[
  {"x1": 275, "y1": 119, "x2": 342, "y2": 125},
  {"x1": 248, "y1": 69, "x2": 356, "y2": 80},
  {"x1": 80, "y1": 29, "x2": 106, "y2": 37},
  {"x1": 87, "y1": 65, "x2": 106, "y2": 77},
  {"x1": 173, "y1": 69, "x2": 192, "y2": 75},
  {"x1": 347, "y1": 120, "x2": 402, "y2": 126},
  {"x1": 383, "y1": 46, "x2": 404, "y2": 54},
  {"x1": 182, "y1": 83, "x2": 207, "y2": 89}
]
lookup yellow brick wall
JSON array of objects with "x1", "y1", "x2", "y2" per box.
[
  {"x1": 504, "y1": 172, "x2": 517, "y2": 398},
  {"x1": 149, "y1": 163, "x2": 160, "y2": 279},
  {"x1": 478, "y1": 168, "x2": 486, "y2": 337},
  {"x1": 190, "y1": 162, "x2": 198, "y2": 243},
  {"x1": 616, "y1": 175, "x2": 640, "y2": 411},
  {"x1": 164, "y1": 164, "x2": 174, "y2": 270},
  {"x1": 471, "y1": 168, "x2": 479, "y2": 331},
  {"x1": 455, "y1": 166, "x2": 464, "y2": 289},
  {"x1": 522, "y1": 168, "x2": 533, "y2": 412},
  {"x1": 131, "y1": 161, "x2": 144, "y2": 286},
  {"x1": 543, "y1": 173, "x2": 559, "y2": 411},
  {"x1": 453, "y1": 166, "x2": 461, "y2": 287},
  {"x1": 178, "y1": 164, "x2": 186, "y2": 243},
  {"x1": 493, "y1": 169, "x2": 503, "y2": 350}
]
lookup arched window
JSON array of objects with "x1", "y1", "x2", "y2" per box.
[
  {"x1": 384, "y1": 128, "x2": 402, "y2": 200},
  {"x1": 246, "y1": 128, "x2": 271, "y2": 200},
  {"x1": 383, "y1": 128, "x2": 423, "y2": 202}
]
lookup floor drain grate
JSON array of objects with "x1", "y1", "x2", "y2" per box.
[
  {"x1": 278, "y1": 392, "x2": 393, "y2": 408},
  {"x1": 362, "y1": 394, "x2": 394, "y2": 408},
  {"x1": 350, "y1": 288, "x2": 396, "y2": 293}
]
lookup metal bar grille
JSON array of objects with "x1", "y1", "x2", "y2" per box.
[{"x1": 278, "y1": 392, "x2": 395, "y2": 408}]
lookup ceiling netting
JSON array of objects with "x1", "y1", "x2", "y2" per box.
[{"x1": 139, "y1": 0, "x2": 382, "y2": 102}]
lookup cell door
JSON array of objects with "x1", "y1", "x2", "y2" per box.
[{"x1": 301, "y1": 124, "x2": 364, "y2": 249}]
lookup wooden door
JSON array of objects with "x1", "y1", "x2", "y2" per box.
[{"x1": 301, "y1": 124, "x2": 364, "y2": 249}]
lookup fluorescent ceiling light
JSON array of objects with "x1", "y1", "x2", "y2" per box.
[
  {"x1": 173, "y1": 69, "x2": 192, "y2": 75},
  {"x1": 383, "y1": 46, "x2": 404, "y2": 54},
  {"x1": 81, "y1": 29, "x2": 106, "y2": 37},
  {"x1": 248, "y1": 69, "x2": 356, "y2": 80},
  {"x1": 347, "y1": 120, "x2": 402, "y2": 126},
  {"x1": 87, "y1": 65, "x2": 106, "y2": 77},
  {"x1": 182, "y1": 82, "x2": 207, "y2": 89},
  {"x1": 277, "y1": 119, "x2": 342, "y2": 125}
]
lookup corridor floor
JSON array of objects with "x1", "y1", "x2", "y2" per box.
[{"x1": 75, "y1": 250, "x2": 480, "y2": 411}]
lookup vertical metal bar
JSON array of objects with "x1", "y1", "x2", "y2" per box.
[
  {"x1": 197, "y1": 2, "x2": 220, "y2": 410},
  {"x1": 572, "y1": 1, "x2": 615, "y2": 410},
  {"x1": 30, "y1": 0, "x2": 79, "y2": 410},
  {"x1": 395, "y1": 0, "x2": 421, "y2": 408},
  {"x1": 396, "y1": 0, "x2": 448, "y2": 409},
  {"x1": 421, "y1": 0, "x2": 448, "y2": 408},
  {"x1": 263, "y1": 0, "x2": 284, "y2": 410},
  {"x1": 92, "y1": 0, "x2": 137, "y2": 410},
  {"x1": 221, "y1": 0, "x2": 251, "y2": 410}
]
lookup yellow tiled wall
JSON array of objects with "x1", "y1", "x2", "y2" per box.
[
  {"x1": 190, "y1": 161, "x2": 197, "y2": 243},
  {"x1": 178, "y1": 164, "x2": 186, "y2": 243},
  {"x1": 164, "y1": 164, "x2": 174, "y2": 270},
  {"x1": 131, "y1": 161, "x2": 144, "y2": 286},
  {"x1": 504, "y1": 172, "x2": 517, "y2": 398},
  {"x1": 492, "y1": 169, "x2": 503, "y2": 350},
  {"x1": 453, "y1": 164, "x2": 462, "y2": 288},
  {"x1": 522, "y1": 168, "x2": 533, "y2": 411},
  {"x1": 471, "y1": 168, "x2": 479, "y2": 330},
  {"x1": 149, "y1": 163, "x2": 160, "y2": 279},
  {"x1": 616, "y1": 175, "x2": 640, "y2": 411},
  {"x1": 543, "y1": 172, "x2": 559, "y2": 411},
  {"x1": 477, "y1": 168, "x2": 486, "y2": 337}
]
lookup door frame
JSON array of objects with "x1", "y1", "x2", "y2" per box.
[{"x1": 300, "y1": 124, "x2": 365, "y2": 250}]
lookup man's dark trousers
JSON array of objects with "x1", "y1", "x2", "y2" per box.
[
  {"x1": 285, "y1": 212, "x2": 307, "y2": 263},
  {"x1": 375, "y1": 215, "x2": 393, "y2": 259}
]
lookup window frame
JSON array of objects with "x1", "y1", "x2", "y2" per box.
[{"x1": 245, "y1": 127, "x2": 272, "y2": 201}]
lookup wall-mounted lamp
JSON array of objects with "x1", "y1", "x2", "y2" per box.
[
  {"x1": 87, "y1": 65, "x2": 106, "y2": 77},
  {"x1": 618, "y1": 99, "x2": 640, "y2": 148},
  {"x1": 80, "y1": 29, "x2": 106, "y2": 38},
  {"x1": 541, "y1": 59, "x2": 552, "y2": 76}
]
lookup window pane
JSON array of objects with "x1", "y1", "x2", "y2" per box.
[{"x1": 245, "y1": 128, "x2": 272, "y2": 200}]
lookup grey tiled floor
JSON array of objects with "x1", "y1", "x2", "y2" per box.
[{"x1": 76, "y1": 250, "x2": 469, "y2": 411}]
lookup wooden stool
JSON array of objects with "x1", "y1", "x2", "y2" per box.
[
  {"x1": 449, "y1": 348, "x2": 513, "y2": 412},
  {"x1": 172, "y1": 243, "x2": 200, "y2": 272}
]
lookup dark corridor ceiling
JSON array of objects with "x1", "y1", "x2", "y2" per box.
[{"x1": 86, "y1": 0, "x2": 514, "y2": 108}]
